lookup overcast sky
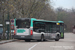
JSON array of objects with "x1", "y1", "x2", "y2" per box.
[{"x1": 50, "y1": 0, "x2": 75, "y2": 9}]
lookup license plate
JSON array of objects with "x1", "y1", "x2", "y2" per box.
[{"x1": 21, "y1": 36, "x2": 25, "y2": 38}]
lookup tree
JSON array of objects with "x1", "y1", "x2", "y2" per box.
[
  {"x1": 0, "y1": 0, "x2": 57, "y2": 39},
  {"x1": 55, "y1": 7, "x2": 75, "y2": 32}
]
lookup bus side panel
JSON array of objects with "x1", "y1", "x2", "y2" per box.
[{"x1": 32, "y1": 32, "x2": 41, "y2": 40}]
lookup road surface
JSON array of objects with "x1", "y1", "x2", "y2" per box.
[{"x1": 0, "y1": 33, "x2": 75, "y2": 50}]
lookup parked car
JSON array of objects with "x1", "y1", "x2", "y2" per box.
[{"x1": 0, "y1": 28, "x2": 3, "y2": 39}]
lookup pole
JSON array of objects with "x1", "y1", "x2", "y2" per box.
[{"x1": 7, "y1": 12, "x2": 9, "y2": 40}]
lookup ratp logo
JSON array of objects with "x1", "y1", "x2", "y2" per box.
[{"x1": 17, "y1": 29, "x2": 25, "y2": 33}]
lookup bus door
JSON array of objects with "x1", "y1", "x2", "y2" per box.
[
  {"x1": 45, "y1": 24, "x2": 50, "y2": 39},
  {"x1": 46, "y1": 23, "x2": 56, "y2": 39},
  {"x1": 49, "y1": 24, "x2": 57, "y2": 39},
  {"x1": 16, "y1": 19, "x2": 30, "y2": 36},
  {"x1": 60, "y1": 24, "x2": 64, "y2": 39}
]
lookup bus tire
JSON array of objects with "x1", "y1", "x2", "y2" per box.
[
  {"x1": 37, "y1": 39, "x2": 46, "y2": 42},
  {"x1": 43, "y1": 39, "x2": 47, "y2": 41},
  {"x1": 55, "y1": 35, "x2": 59, "y2": 41},
  {"x1": 25, "y1": 40, "x2": 30, "y2": 42},
  {"x1": 37, "y1": 40, "x2": 41, "y2": 42},
  {"x1": 41, "y1": 35, "x2": 44, "y2": 42}
]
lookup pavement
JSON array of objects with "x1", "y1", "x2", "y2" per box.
[
  {"x1": 0, "y1": 39, "x2": 17, "y2": 44},
  {"x1": 0, "y1": 33, "x2": 75, "y2": 50}
]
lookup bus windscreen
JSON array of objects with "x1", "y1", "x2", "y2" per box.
[{"x1": 16, "y1": 19, "x2": 30, "y2": 28}]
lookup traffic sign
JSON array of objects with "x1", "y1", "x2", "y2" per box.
[
  {"x1": 11, "y1": 25, "x2": 14, "y2": 29},
  {"x1": 11, "y1": 19, "x2": 14, "y2": 23}
]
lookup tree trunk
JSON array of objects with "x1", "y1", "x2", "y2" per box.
[{"x1": 2, "y1": 12, "x2": 5, "y2": 39}]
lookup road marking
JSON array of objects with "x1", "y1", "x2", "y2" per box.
[{"x1": 28, "y1": 42, "x2": 41, "y2": 50}]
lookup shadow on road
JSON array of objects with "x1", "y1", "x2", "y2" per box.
[
  {"x1": 14, "y1": 39, "x2": 75, "y2": 44},
  {"x1": 15, "y1": 40, "x2": 57, "y2": 43}
]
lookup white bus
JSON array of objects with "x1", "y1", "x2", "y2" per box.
[{"x1": 13, "y1": 18, "x2": 64, "y2": 42}]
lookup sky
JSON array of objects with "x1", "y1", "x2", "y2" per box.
[{"x1": 50, "y1": 0, "x2": 75, "y2": 9}]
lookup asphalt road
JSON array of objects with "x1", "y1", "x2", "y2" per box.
[{"x1": 0, "y1": 33, "x2": 75, "y2": 50}]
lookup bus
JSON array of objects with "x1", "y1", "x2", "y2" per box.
[{"x1": 13, "y1": 18, "x2": 64, "y2": 42}]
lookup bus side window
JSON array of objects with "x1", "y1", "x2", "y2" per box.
[
  {"x1": 45, "y1": 24, "x2": 50, "y2": 33},
  {"x1": 33, "y1": 22, "x2": 45, "y2": 33},
  {"x1": 49, "y1": 24, "x2": 57, "y2": 33}
]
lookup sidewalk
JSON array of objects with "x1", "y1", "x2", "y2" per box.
[{"x1": 0, "y1": 39, "x2": 17, "y2": 44}]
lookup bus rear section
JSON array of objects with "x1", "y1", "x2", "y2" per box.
[{"x1": 14, "y1": 18, "x2": 33, "y2": 41}]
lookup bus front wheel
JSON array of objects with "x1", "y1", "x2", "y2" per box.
[
  {"x1": 25, "y1": 40, "x2": 30, "y2": 42},
  {"x1": 55, "y1": 35, "x2": 59, "y2": 41}
]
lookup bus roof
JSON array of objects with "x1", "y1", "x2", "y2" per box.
[
  {"x1": 15, "y1": 18, "x2": 64, "y2": 23},
  {"x1": 58, "y1": 21, "x2": 64, "y2": 23},
  {"x1": 31, "y1": 18, "x2": 64, "y2": 23}
]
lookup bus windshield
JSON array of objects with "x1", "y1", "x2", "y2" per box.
[{"x1": 16, "y1": 19, "x2": 30, "y2": 28}]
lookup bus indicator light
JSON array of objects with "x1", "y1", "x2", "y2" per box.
[
  {"x1": 57, "y1": 23, "x2": 60, "y2": 25},
  {"x1": 14, "y1": 30, "x2": 16, "y2": 35},
  {"x1": 30, "y1": 30, "x2": 33, "y2": 35}
]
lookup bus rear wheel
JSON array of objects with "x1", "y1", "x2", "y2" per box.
[
  {"x1": 25, "y1": 40, "x2": 30, "y2": 42},
  {"x1": 41, "y1": 35, "x2": 44, "y2": 41}
]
